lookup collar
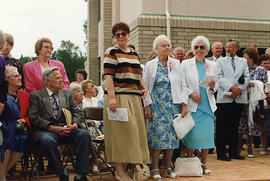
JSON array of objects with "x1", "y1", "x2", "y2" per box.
[{"x1": 46, "y1": 88, "x2": 57, "y2": 97}]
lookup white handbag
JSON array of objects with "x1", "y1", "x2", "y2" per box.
[
  {"x1": 174, "y1": 157, "x2": 203, "y2": 177},
  {"x1": 173, "y1": 112, "x2": 195, "y2": 139}
]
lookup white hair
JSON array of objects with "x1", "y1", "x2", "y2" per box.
[
  {"x1": 191, "y1": 35, "x2": 210, "y2": 52},
  {"x1": 42, "y1": 67, "x2": 60, "y2": 83},
  {"x1": 5, "y1": 66, "x2": 18, "y2": 80},
  {"x1": 173, "y1": 47, "x2": 185, "y2": 54},
  {"x1": 212, "y1": 41, "x2": 222, "y2": 48},
  {"x1": 265, "y1": 48, "x2": 270, "y2": 54},
  {"x1": 0, "y1": 30, "x2": 6, "y2": 51},
  {"x1": 152, "y1": 35, "x2": 171, "y2": 54},
  {"x1": 70, "y1": 84, "x2": 81, "y2": 93}
]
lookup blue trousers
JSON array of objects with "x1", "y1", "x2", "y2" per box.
[{"x1": 38, "y1": 129, "x2": 91, "y2": 176}]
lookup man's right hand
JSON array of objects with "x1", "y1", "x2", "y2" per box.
[
  {"x1": 48, "y1": 125, "x2": 71, "y2": 136},
  {"x1": 230, "y1": 86, "x2": 243, "y2": 96}
]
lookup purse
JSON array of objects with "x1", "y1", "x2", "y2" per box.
[
  {"x1": 16, "y1": 122, "x2": 29, "y2": 135},
  {"x1": 174, "y1": 157, "x2": 203, "y2": 177},
  {"x1": 173, "y1": 112, "x2": 195, "y2": 139}
]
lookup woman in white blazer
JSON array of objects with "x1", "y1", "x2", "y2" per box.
[
  {"x1": 181, "y1": 36, "x2": 217, "y2": 175},
  {"x1": 143, "y1": 35, "x2": 187, "y2": 180}
]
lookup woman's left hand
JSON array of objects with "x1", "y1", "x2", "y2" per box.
[
  {"x1": 209, "y1": 80, "x2": 215, "y2": 89},
  {"x1": 181, "y1": 104, "x2": 188, "y2": 117},
  {"x1": 17, "y1": 119, "x2": 26, "y2": 123},
  {"x1": 140, "y1": 88, "x2": 148, "y2": 99}
]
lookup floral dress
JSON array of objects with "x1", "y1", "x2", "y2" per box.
[
  {"x1": 238, "y1": 65, "x2": 267, "y2": 136},
  {"x1": 147, "y1": 60, "x2": 181, "y2": 149}
]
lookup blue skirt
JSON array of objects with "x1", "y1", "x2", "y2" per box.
[{"x1": 182, "y1": 109, "x2": 214, "y2": 149}]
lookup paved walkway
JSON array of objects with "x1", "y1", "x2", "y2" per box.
[{"x1": 9, "y1": 147, "x2": 270, "y2": 181}]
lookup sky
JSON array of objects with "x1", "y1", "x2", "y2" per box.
[{"x1": 1, "y1": 0, "x2": 87, "y2": 58}]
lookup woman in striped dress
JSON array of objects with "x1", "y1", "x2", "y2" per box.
[{"x1": 103, "y1": 22, "x2": 150, "y2": 181}]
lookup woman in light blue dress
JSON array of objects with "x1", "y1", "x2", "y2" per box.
[
  {"x1": 144, "y1": 35, "x2": 187, "y2": 180},
  {"x1": 181, "y1": 36, "x2": 217, "y2": 175}
]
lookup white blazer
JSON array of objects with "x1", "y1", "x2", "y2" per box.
[
  {"x1": 143, "y1": 56, "x2": 185, "y2": 107},
  {"x1": 216, "y1": 56, "x2": 249, "y2": 104},
  {"x1": 181, "y1": 57, "x2": 217, "y2": 113}
]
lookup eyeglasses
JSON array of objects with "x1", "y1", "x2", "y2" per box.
[
  {"x1": 42, "y1": 45, "x2": 53, "y2": 50},
  {"x1": 194, "y1": 45, "x2": 205, "y2": 50},
  {"x1": 114, "y1": 32, "x2": 128, "y2": 38}
]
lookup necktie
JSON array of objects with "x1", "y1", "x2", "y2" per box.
[
  {"x1": 231, "y1": 57, "x2": 236, "y2": 72},
  {"x1": 50, "y1": 93, "x2": 59, "y2": 119}
]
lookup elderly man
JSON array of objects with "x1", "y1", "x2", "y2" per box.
[
  {"x1": 173, "y1": 47, "x2": 185, "y2": 63},
  {"x1": 29, "y1": 67, "x2": 91, "y2": 181},
  {"x1": 216, "y1": 39, "x2": 249, "y2": 161},
  {"x1": 208, "y1": 41, "x2": 223, "y2": 62}
]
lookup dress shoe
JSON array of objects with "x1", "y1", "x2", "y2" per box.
[
  {"x1": 217, "y1": 154, "x2": 231, "y2": 161},
  {"x1": 60, "y1": 174, "x2": 69, "y2": 181},
  {"x1": 230, "y1": 154, "x2": 245, "y2": 160},
  {"x1": 74, "y1": 175, "x2": 89, "y2": 181}
]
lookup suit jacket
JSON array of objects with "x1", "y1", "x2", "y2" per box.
[
  {"x1": 143, "y1": 56, "x2": 185, "y2": 107},
  {"x1": 23, "y1": 59, "x2": 70, "y2": 93},
  {"x1": 216, "y1": 56, "x2": 249, "y2": 104},
  {"x1": 181, "y1": 57, "x2": 217, "y2": 112},
  {"x1": 28, "y1": 88, "x2": 82, "y2": 143},
  {"x1": 208, "y1": 56, "x2": 223, "y2": 62}
]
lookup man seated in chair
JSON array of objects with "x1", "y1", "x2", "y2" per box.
[{"x1": 28, "y1": 67, "x2": 91, "y2": 181}]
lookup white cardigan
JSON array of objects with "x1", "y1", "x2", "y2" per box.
[
  {"x1": 181, "y1": 57, "x2": 217, "y2": 113},
  {"x1": 143, "y1": 56, "x2": 185, "y2": 107}
]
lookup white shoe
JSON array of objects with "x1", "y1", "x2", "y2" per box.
[
  {"x1": 202, "y1": 164, "x2": 212, "y2": 175},
  {"x1": 260, "y1": 150, "x2": 267, "y2": 155},
  {"x1": 165, "y1": 168, "x2": 176, "y2": 178},
  {"x1": 247, "y1": 154, "x2": 254, "y2": 158},
  {"x1": 151, "y1": 169, "x2": 162, "y2": 181}
]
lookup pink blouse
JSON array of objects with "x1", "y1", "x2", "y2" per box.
[{"x1": 23, "y1": 59, "x2": 70, "y2": 93}]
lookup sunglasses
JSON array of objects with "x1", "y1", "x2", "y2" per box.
[
  {"x1": 194, "y1": 45, "x2": 205, "y2": 50},
  {"x1": 114, "y1": 32, "x2": 128, "y2": 38}
]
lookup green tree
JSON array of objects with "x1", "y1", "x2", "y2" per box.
[
  {"x1": 51, "y1": 40, "x2": 86, "y2": 82},
  {"x1": 19, "y1": 55, "x2": 35, "y2": 66}
]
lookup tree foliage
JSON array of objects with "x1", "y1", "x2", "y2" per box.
[
  {"x1": 19, "y1": 55, "x2": 35, "y2": 66},
  {"x1": 51, "y1": 40, "x2": 86, "y2": 82}
]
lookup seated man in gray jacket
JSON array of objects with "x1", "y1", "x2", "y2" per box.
[{"x1": 29, "y1": 67, "x2": 91, "y2": 181}]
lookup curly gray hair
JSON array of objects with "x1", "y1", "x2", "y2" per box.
[{"x1": 191, "y1": 35, "x2": 210, "y2": 52}]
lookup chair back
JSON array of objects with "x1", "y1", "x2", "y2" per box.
[{"x1": 84, "y1": 107, "x2": 103, "y2": 120}]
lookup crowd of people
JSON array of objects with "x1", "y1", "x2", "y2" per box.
[{"x1": 0, "y1": 21, "x2": 270, "y2": 181}]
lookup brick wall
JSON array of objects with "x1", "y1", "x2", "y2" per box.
[{"x1": 129, "y1": 15, "x2": 270, "y2": 64}]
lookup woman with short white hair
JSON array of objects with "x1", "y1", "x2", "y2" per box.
[
  {"x1": 144, "y1": 35, "x2": 188, "y2": 180},
  {"x1": 181, "y1": 35, "x2": 217, "y2": 174}
]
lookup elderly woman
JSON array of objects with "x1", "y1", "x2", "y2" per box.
[
  {"x1": 103, "y1": 22, "x2": 149, "y2": 181},
  {"x1": 254, "y1": 55, "x2": 270, "y2": 155},
  {"x1": 143, "y1": 35, "x2": 187, "y2": 180},
  {"x1": 237, "y1": 48, "x2": 261, "y2": 158},
  {"x1": 70, "y1": 84, "x2": 84, "y2": 107},
  {"x1": 23, "y1": 37, "x2": 70, "y2": 93},
  {"x1": 1, "y1": 33, "x2": 24, "y2": 88},
  {"x1": 0, "y1": 66, "x2": 30, "y2": 181},
  {"x1": 0, "y1": 31, "x2": 7, "y2": 160},
  {"x1": 70, "y1": 69, "x2": 88, "y2": 87},
  {"x1": 81, "y1": 80, "x2": 99, "y2": 108},
  {"x1": 181, "y1": 36, "x2": 217, "y2": 174}
]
